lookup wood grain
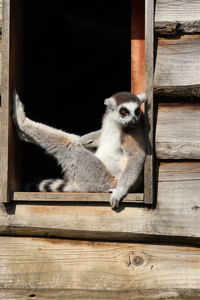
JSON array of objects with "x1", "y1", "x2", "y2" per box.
[
  {"x1": 1, "y1": 289, "x2": 200, "y2": 300},
  {"x1": 0, "y1": 0, "x2": 11, "y2": 203},
  {"x1": 155, "y1": 0, "x2": 200, "y2": 23},
  {"x1": 156, "y1": 104, "x2": 200, "y2": 159},
  {"x1": 155, "y1": 0, "x2": 200, "y2": 35},
  {"x1": 0, "y1": 0, "x2": 24, "y2": 203},
  {"x1": 144, "y1": 0, "x2": 154, "y2": 204},
  {"x1": 155, "y1": 21, "x2": 200, "y2": 36},
  {"x1": 154, "y1": 35, "x2": 200, "y2": 89},
  {"x1": 154, "y1": 85, "x2": 200, "y2": 98},
  {"x1": 1, "y1": 237, "x2": 200, "y2": 295},
  {"x1": 13, "y1": 192, "x2": 144, "y2": 203},
  {"x1": 1, "y1": 162, "x2": 200, "y2": 242}
]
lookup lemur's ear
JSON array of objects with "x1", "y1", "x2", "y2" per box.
[
  {"x1": 104, "y1": 97, "x2": 116, "y2": 109},
  {"x1": 136, "y1": 93, "x2": 146, "y2": 103}
]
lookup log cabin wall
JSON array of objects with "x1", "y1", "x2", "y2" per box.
[{"x1": 1, "y1": 0, "x2": 200, "y2": 298}]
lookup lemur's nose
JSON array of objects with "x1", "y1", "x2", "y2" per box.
[{"x1": 127, "y1": 120, "x2": 136, "y2": 127}]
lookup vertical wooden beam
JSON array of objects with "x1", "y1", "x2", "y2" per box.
[
  {"x1": 0, "y1": 0, "x2": 10, "y2": 202},
  {"x1": 0, "y1": 0, "x2": 23, "y2": 203},
  {"x1": 144, "y1": 0, "x2": 155, "y2": 204}
]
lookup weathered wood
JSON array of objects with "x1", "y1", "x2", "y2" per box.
[
  {"x1": 155, "y1": 21, "x2": 200, "y2": 36},
  {"x1": 156, "y1": 104, "x2": 200, "y2": 159},
  {"x1": 154, "y1": 35, "x2": 200, "y2": 91},
  {"x1": 1, "y1": 237, "x2": 200, "y2": 296},
  {"x1": 155, "y1": 0, "x2": 200, "y2": 23},
  {"x1": 0, "y1": 0, "x2": 11, "y2": 203},
  {"x1": 1, "y1": 289, "x2": 200, "y2": 300},
  {"x1": 13, "y1": 192, "x2": 144, "y2": 203},
  {"x1": 154, "y1": 85, "x2": 200, "y2": 98},
  {"x1": 1, "y1": 162, "x2": 200, "y2": 242},
  {"x1": 0, "y1": 0, "x2": 23, "y2": 203},
  {"x1": 144, "y1": 0, "x2": 154, "y2": 204}
]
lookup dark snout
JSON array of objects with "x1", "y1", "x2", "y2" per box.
[{"x1": 126, "y1": 119, "x2": 137, "y2": 128}]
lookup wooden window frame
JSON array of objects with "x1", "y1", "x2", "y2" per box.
[{"x1": 0, "y1": 0, "x2": 154, "y2": 205}]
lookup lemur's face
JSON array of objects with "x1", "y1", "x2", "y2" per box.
[{"x1": 104, "y1": 92, "x2": 145, "y2": 128}]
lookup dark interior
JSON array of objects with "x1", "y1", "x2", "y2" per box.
[{"x1": 22, "y1": 0, "x2": 131, "y2": 187}]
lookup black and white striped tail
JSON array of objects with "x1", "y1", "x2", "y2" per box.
[{"x1": 38, "y1": 179, "x2": 67, "y2": 192}]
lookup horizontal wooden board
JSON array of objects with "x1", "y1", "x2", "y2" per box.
[
  {"x1": 155, "y1": 0, "x2": 200, "y2": 35},
  {"x1": 1, "y1": 289, "x2": 200, "y2": 300},
  {"x1": 155, "y1": 0, "x2": 200, "y2": 23},
  {"x1": 1, "y1": 162, "x2": 200, "y2": 242},
  {"x1": 1, "y1": 236, "x2": 200, "y2": 297},
  {"x1": 155, "y1": 21, "x2": 200, "y2": 35},
  {"x1": 154, "y1": 35, "x2": 200, "y2": 89},
  {"x1": 156, "y1": 104, "x2": 200, "y2": 159},
  {"x1": 13, "y1": 192, "x2": 144, "y2": 203}
]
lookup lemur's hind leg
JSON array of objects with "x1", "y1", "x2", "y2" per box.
[
  {"x1": 12, "y1": 90, "x2": 117, "y2": 193},
  {"x1": 12, "y1": 89, "x2": 80, "y2": 145}
]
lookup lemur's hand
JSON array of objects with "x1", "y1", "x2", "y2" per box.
[
  {"x1": 109, "y1": 186, "x2": 127, "y2": 209},
  {"x1": 12, "y1": 89, "x2": 28, "y2": 142}
]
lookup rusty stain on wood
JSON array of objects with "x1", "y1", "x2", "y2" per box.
[{"x1": 131, "y1": 0, "x2": 145, "y2": 95}]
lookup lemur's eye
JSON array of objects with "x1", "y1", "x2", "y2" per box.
[
  {"x1": 119, "y1": 108, "x2": 129, "y2": 116},
  {"x1": 135, "y1": 107, "x2": 141, "y2": 116}
]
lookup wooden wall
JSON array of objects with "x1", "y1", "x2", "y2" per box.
[{"x1": 1, "y1": 0, "x2": 200, "y2": 299}]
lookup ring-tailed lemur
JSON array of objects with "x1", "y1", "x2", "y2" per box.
[{"x1": 12, "y1": 90, "x2": 146, "y2": 208}]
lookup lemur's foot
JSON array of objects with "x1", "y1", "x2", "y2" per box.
[
  {"x1": 12, "y1": 89, "x2": 26, "y2": 127},
  {"x1": 12, "y1": 89, "x2": 28, "y2": 141}
]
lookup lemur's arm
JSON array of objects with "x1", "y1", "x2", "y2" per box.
[{"x1": 110, "y1": 130, "x2": 145, "y2": 208}]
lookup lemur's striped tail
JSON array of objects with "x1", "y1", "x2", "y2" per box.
[
  {"x1": 38, "y1": 179, "x2": 68, "y2": 192},
  {"x1": 25, "y1": 179, "x2": 69, "y2": 192}
]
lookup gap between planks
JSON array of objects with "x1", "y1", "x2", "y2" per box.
[{"x1": 12, "y1": 192, "x2": 144, "y2": 203}]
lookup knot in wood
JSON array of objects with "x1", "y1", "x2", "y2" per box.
[{"x1": 133, "y1": 255, "x2": 144, "y2": 266}]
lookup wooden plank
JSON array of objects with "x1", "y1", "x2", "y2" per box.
[
  {"x1": 144, "y1": 0, "x2": 154, "y2": 204},
  {"x1": 154, "y1": 85, "x2": 200, "y2": 98},
  {"x1": 155, "y1": 21, "x2": 200, "y2": 36},
  {"x1": 154, "y1": 35, "x2": 200, "y2": 91},
  {"x1": 1, "y1": 237, "x2": 200, "y2": 296},
  {"x1": 1, "y1": 289, "x2": 200, "y2": 300},
  {"x1": 13, "y1": 192, "x2": 144, "y2": 203},
  {"x1": 0, "y1": 0, "x2": 11, "y2": 203},
  {"x1": 155, "y1": 0, "x2": 200, "y2": 35},
  {"x1": 1, "y1": 162, "x2": 200, "y2": 242},
  {"x1": 156, "y1": 104, "x2": 200, "y2": 159},
  {"x1": 0, "y1": 0, "x2": 23, "y2": 203},
  {"x1": 155, "y1": 0, "x2": 200, "y2": 23}
]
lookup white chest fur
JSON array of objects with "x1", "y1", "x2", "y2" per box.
[{"x1": 95, "y1": 115, "x2": 124, "y2": 177}]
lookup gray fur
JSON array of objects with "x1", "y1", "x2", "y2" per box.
[{"x1": 12, "y1": 90, "x2": 146, "y2": 208}]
